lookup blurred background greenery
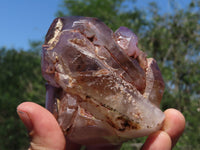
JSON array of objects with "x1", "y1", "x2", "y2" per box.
[{"x1": 0, "y1": 0, "x2": 200, "y2": 149}]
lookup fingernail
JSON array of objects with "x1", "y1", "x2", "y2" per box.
[{"x1": 17, "y1": 110, "x2": 33, "y2": 131}]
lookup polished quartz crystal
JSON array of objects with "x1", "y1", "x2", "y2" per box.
[{"x1": 42, "y1": 16, "x2": 165, "y2": 145}]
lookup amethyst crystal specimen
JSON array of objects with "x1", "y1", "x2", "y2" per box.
[{"x1": 42, "y1": 16, "x2": 165, "y2": 145}]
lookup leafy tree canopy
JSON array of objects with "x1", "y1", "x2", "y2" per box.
[
  {"x1": 0, "y1": 0, "x2": 200, "y2": 149},
  {"x1": 0, "y1": 48, "x2": 45, "y2": 149}
]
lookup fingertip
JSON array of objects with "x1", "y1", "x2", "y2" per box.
[
  {"x1": 17, "y1": 102, "x2": 66, "y2": 150},
  {"x1": 162, "y1": 108, "x2": 185, "y2": 146},
  {"x1": 141, "y1": 131, "x2": 172, "y2": 150},
  {"x1": 17, "y1": 109, "x2": 33, "y2": 131},
  {"x1": 164, "y1": 108, "x2": 185, "y2": 127},
  {"x1": 17, "y1": 102, "x2": 39, "y2": 131},
  {"x1": 163, "y1": 108, "x2": 186, "y2": 135},
  {"x1": 17, "y1": 102, "x2": 36, "y2": 111}
]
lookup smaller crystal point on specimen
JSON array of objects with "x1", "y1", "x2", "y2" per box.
[{"x1": 42, "y1": 16, "x2": 165, "y2": 145}]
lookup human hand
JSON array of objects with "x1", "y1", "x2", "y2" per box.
[
  {"x1": 17, "y1": 102, "x2": 185, "y2": 150},
  {"x1": 141, "y1": 108, "x2": 185, "y2": 150}
]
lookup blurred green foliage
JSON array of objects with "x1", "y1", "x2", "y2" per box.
[
  {"x1": 0, "y1": 48, "x2": 45, "y2": 149},
  {"x1": 0, "y1": 0, "x2": 200, "y2": 149}
]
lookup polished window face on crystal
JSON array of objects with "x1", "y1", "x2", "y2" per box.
[{"x1": 42, "y1": 16, "x2": 165, "y2": 145}]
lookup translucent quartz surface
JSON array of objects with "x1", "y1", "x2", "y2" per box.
[{"x1": 42, "y1": 16, "x2": 165, "y2": 145}]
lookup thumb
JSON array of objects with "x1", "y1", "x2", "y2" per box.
[{"x1": 17, "y1": 102, "x2": 66, "y2": 150}]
